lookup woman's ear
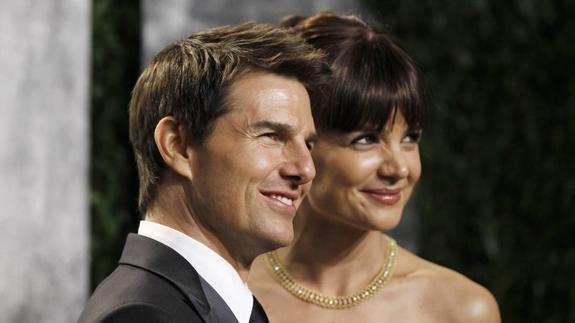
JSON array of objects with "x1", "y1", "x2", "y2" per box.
[{"x1": 154, "y1": 116, "x2": 194, "y2": 180}]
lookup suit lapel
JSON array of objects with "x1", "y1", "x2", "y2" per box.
[
  {"x1": 199, "y1": 277, "x2": 240, "y2": 323},
  {"x1": 118, "y1": 234, "x2": 270, "y2": 323},
  {"x1": 249, "y1": 296, "x2": 270, "y2": 323},
  {"x1": 119, "y1": 234, "x2": 211, "y2": 320}
]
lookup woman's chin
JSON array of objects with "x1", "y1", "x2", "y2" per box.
[{"x1": 364, "y1": 211, "x2": 403, "y2": 232}]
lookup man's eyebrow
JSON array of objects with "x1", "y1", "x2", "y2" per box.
[
  {"x1": 250, "y1": 120, "x2": 296, "y2": 133},
  {"x1": 249, "y1": 120, "x2": 317, "y2": 142}
]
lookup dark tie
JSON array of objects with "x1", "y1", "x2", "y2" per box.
[{"x1": 249, "y1": 296, "x2": 270, "y2": 323}]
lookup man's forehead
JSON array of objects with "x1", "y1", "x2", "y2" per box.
[
  {"x1": 227, "y1": 71, "x2": 307, "y2": 98},
  {"x1": 218, "y1": 71, "x2": 313, "y2": 135},
  {"x1": 242, "y1": 109, "x2": 312, "y2": 131},
  {"x1": 223, "y1": 106, "x2": 315, "y2": 138}
]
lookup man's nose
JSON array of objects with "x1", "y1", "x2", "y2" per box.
[{"x1": 279, "y1": 142, "x2": 316, "y2": 186}]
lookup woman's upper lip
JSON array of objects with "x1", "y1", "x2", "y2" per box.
[{"x1": 360, "y1": 188, "x2": 403, "y2": 194}]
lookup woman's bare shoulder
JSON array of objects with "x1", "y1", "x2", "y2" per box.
[{"x1": 395, "y1": 247, "x2": 501, "y2": 323}]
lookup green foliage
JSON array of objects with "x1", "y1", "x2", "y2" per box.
[
  {"x1": 361, "y1": 0, "x2": 575, "y2": 322},
  {"x1": 90, "y1": 0, "x2": 140, "y2": 289}
]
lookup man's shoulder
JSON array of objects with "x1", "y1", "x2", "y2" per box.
[
  {"x1": 80, "y1": 302, "x2": 173, "y2": 323},
  {"x1": 78, "y1": 264, "x2": 202, "y2": 323},
  {"x1": 79, "y1": 301, "x2": 203, "y2": 323}
]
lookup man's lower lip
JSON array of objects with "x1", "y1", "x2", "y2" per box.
[{"x1": 363, "y1": 191, "x2": 401, "y2": 205}]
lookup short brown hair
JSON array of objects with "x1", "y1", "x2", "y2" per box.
[
  {"x1": 129, "y1": 22, "x2": 329, "y2": 214},
  {"x1": 282, "y1": 12, "x2": 428, "y2": 133}
]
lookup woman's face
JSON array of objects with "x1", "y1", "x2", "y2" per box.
[{"x1": 305, "y1": 114, "x2": 422, "y2": 231}]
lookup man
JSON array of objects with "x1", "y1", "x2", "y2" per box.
[{"x1": 78, "y1": 22, "x2": 329, "y2": 323}]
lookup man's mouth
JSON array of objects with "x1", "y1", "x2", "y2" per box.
[
  {"x1": 267, "y1": 194, "x2": 294, "y2": 206},
  {"x1": 260, "y1": 189, "x2": 300, "y2": 212}
]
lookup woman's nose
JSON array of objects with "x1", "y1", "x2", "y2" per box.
[{"x1": 377, "y1": 148, "x2": 409, "y2": 181}]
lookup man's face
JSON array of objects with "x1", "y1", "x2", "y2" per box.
[{"x1": 187, "y1": 71, "x2": 316, "y2": 261}]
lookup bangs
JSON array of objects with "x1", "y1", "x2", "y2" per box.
[{"x1": 313, "y1": 32, "x2": 428, "y2": 133}]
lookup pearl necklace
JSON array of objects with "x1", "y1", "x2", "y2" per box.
[{"x1": 266, "y1": 236, "x2": 396, "y2": 310}]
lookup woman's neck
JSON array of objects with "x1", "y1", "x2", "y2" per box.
[{"x1": 278, "y1": 201, "x2": 388, "y2": 295}]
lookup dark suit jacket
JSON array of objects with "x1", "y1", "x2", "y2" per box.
[{"x1": 77, "y1": 234, "x2": 268, "y2": 323}]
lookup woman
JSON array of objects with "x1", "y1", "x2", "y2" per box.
[{"x1": 248, "y1": 12, "x2": 500, "y2": 323}]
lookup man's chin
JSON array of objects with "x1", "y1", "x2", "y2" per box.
[{"x1": 254, "y1": 229, "x2": 294, "y2": 254}]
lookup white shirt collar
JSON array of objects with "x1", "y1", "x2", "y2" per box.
[{"x1": 138, "y1": 220, "x2": 253, "y2": 323}]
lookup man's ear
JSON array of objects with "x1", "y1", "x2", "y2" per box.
[{"x1": 154, "y1": 116, "x2": 194, "y2": 180}]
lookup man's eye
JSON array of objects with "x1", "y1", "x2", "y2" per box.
[
  {"x1": 306, "y1": 141, "x2": 315, "y2": 151},
  {"x1": 401, "y1": 131, "x2": 422, "y2": 144},
  {"x1": 351, "y1": 134, "x2": 379, "y2": 145},
  {"x1": 260, "y1": 132, "x2": 280, "y2": 141}
]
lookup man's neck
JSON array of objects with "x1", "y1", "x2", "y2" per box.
[{"x1": 145, "y1": 212, "x2": 251, "y2": 282}]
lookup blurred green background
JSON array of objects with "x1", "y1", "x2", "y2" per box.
[
  {"x1": 91, "y1": 0, "x2": 574, "y2": 322},
  {"x1": 362, "y1": 1, "x2": 575, "y2": 322},
  {"x1": 90, "y1": 0, "x2": 140, "y2": 288}
]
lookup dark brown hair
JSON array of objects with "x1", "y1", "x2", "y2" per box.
[
  {"x1": 282, "y1": 12, "x2": 428, "y2": 133},
  {"x1": 129, "y1": 22, "x2": 329, "y2": 213}
]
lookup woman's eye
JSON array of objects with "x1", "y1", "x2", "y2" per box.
[
  {"x1": 351, "y1": 134, "x2": 379, "y2": 145},
  {"x1": 402, "y1": 131, "x2": 422, "y2": 144}
]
